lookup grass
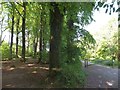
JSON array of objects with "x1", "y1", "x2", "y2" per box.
[{"x1": 91, "y1": 59, "x2": 119, "y2": 68}]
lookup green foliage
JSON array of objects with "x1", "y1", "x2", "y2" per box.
[
  {"x1": 42, "y1": 50, "x2": 49, "y2": 63},
  {"x1": 92, "y1": 59, "x2": 119, "y2": 67},
  {"x1": 95, "y1": 0, "x2": 118, "y2": 14},
  {"x1": 0, "y1": 42, "x2": 10, "y2": 59},
  {"x1": 1, "y1": 2, "x2": 97, "y2": 87},
  {"x1": 58, "y1": 61, "x2": 86, "y2": 88},
  {"x1": 96, "y1": 40, "x2": 117, "y2": 60},
  {"x1": 0, "y1": 42, "x2": 22, "y2": 60},
  {"x1": 0, "y1": 42, "x2": 17, "y2": 59}
]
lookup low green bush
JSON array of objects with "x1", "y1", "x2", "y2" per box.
[
  {"x1": 94, "y1": 59, "x2": 103, "y2": 64},
  {"x1": 42, "y1": 50, "x2": 49, "y2": 63},
  {"x1": 58, "y1": 61, "x2": 86, "y2": 88},
  {"x1": 0, "y1": 42, "x2": 16, "y2": 60},
  {"x1": 0, "y1": 42, "x2": 10, "y2": 59},
  {"x1": 103, "y1": 60, "x2": 113, "y2": 66}
]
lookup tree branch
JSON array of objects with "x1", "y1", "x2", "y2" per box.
[
  {"x1": 15, "y1": 7, "x2": 23, "y2": 18},
  {"x1": 10, "y1": 2, "x2": 23, "y2": 18},
  {"x1": 16, "y1": 2, "x2": 23, "y2": 7},
  {"x1": 2, "y1": 28, "x2": 8, "y2": 32},
  {"x1": 0, "y1": 35, "x2": 6, "y2": 45}
]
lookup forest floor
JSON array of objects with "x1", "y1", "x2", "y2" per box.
[
  {"x1": 1, "y1": 59, "x2": 119, "y2": 88},
  {"x1": 2, "y1": 59, "x2": 56, "y2": 88}
]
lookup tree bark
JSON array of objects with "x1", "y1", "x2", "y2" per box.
[
  {"x1": 33, "y1": 37, "x2": 35, "y2": 58},
  {"x1": 16, "y1": 17, "x2": 20, "y2": 58},
  {"x1": 0, "y1": 17, "x2": 4, "y2": 46},
  {"x1": 42, "y1": 20, "x2": 46, "y2": 52},
  {"x1": 118, "y1": 26, "x2": 120, "y2": 68},
  {"x1": 9, "y1": 9, "x2": 15, "y2": 60},
  {"x1": 22, "y1": 2, "x2": 27, "y2": 62},
  {"x1": 38, "y1": 24, "x2": 43, "y2": 63},
  {"x1": 34, "y1": 36, "x2": 38, "y2": 59},
  {"x1": 27, "y1": 31, "x2": 30, "y2": 53},
  {"x1": 38, "y1": 11, "x2": 43, "y2": 63},
  {"x1": 49, "y1": 2, "x2": 63, "y2": 76},
  {"x1": 67, "y1": 19, "x2": 74, "y2": 63}
]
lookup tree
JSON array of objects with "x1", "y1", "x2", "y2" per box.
[
  {"x1": 21, "y1": 2, "x2": 27, "y2": 62},
  {"x1": 9, "y1": 3, "x2": 15, "y2": 60},
  {"x1": 16, "y1": 16, "x2": 20, "y2": 58},
  {"x1": 49, "y1": 2, "x2": 64, "y2": 76},
  {"x1": 0, "y1": 3, "x2": 7, "y2": 46},
  {"x1": 38, "y1": 9, "x2": 43, "y2": 63}
]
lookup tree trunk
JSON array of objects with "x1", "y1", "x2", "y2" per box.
[
  {"x1": 42, "y1": 10, "x2": 46, "y2": 52},
  {"x1": 34, "y1": 36, "x2": 38, "y2": 59},
  {"x1": 9, "y1": 9, "x2": 15, "y2": 60},
  {"x1": 0, "y1": 5, "x2": 3, "y2": 46},
  {"x1": 38, "y1": 25, "x2": 43, "y2": 63},
  {"x1": 118, "y1": 26, "x2": 120, "y2": 68},
  {"x1": 0, "y1": 17, "x2": 4, "y2": 46},
  {"x1": 27, "y1": 31, "x2": 30, "y2": 53},
  {"x1": 16, "y1": 17, "x2": 20, "y2": 58},
  {"x1": 22, "y1": 2, "x2": 27, "y2": 62},
  {"x1": 42, "y1": 22, "x2": 46, "y2": 52},
  {"x1": 38, "y1": 11, "x2": 43, "y2": 63},
  {"x1": 33, "y1": 37, "x2": 35, "y2": 58},
  {"x1": 49, "y1": 2, "x2": 63, "y2": 76},
  {"x1": 67, "y1": 19, "x2": 74, "y2": 63}
]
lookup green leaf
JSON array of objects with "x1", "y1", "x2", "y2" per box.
[
  {"x1": 103, "y1": 4, "x2": 107, "y2": 8},
  {"x1": 105, "y1": 9, "x2": 108, "y2": 13},
  {"x1": 110, "y1": 4, "x2": 113, "y2": 8},
  {"x1": 109, "y1": 10, "x2": 111, "y2": 15},
  {"x1": 97, "y1": 8, "x2": 99, "y2": 11},
  {"x1": 117, "y1": 1, "x2": 120, "y2": 5},
  {"x1": 113, "y1": 7, "x2": 115, "y2": 12},
  {"x1": 116, "y1": 7, "x2": 120, "y2": 12},
  {"x1": 98, "y1": 1, "x2": 104, "y2": 7}
]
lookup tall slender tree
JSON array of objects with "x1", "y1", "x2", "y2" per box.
[
  {"x1": 9, "y1": 5, "x2": 15, "y2": 60},
  {"x1": 22, "y1": 2, "x2": 27, "y2": 62},
  {"x1": 16, "y1": 16, "x2": 20, "y2": 58},
  {"x1": 38, "y1": 11, "x2": 43, "y2": 63}
]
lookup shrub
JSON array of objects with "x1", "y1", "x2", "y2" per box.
[
  {"x1": 0, "y1": 42, "x2": 10, "y2": 59},
  {"x1": 0, "y1": 42, "x2": 16, "y2": 60},
  {"x1": 42, "y1": 50, "x2": 49, "y2": 63},
  {"x1": 103, "y1": 60, "x2": 113, "y2": 66},
  {"x1": 58, "y1": 61, "x2": 86, "y2": 88}
]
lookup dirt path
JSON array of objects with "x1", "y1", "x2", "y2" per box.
[
  {"x1": 2, "y1": 60, "x2": 51, "y2": 88},
  {"x1": 2, "y1": 60, "x2": 119, "y2": 88},
  {"x1": 84, "y1": 64, "x2": 119, "y2": 88}
]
